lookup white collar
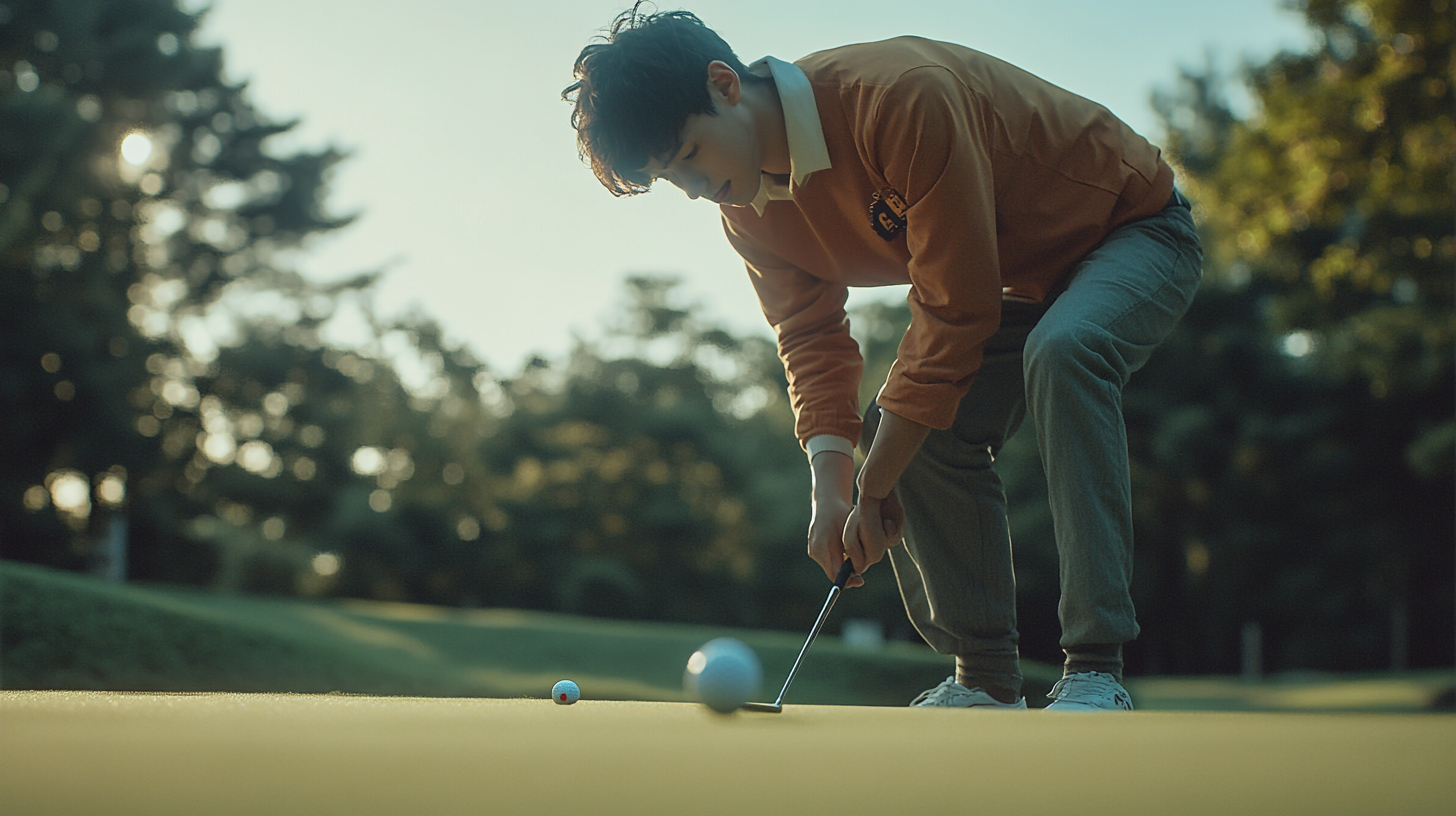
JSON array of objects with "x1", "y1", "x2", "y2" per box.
[{"x1": 743, "y1": 56, "x2": 832, "y2": 216}]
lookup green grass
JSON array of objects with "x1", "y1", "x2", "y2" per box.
[
  {"x1": 1128, "y1": 671, "x2": 1456, "y2": 712},
  {"x1": 5, "y1": 560, "x2": 1448, "y2": 711},
  {"x1": 0, "y1": 560, "x2": 1062, "y2": 705}
]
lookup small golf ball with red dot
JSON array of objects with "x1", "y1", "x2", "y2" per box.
[{"x1": 552, "y1": 679, "x2": 580, "y2": 705}]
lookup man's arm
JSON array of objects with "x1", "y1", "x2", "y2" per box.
[
  {"x1": 866, "y1": 65, "x2": 1004, "y2": 432},
  {"x1": 722, "y1": 215, "x2": 877, "y2": 584},
  {"x1": 807, "y1": 449, "x2": 861, "y2": 587},
  {"x1": 836, "y1": 68, "x2": 1006, "y2": 574},
  {"x1": 856, "y1": 407, "x2": 930, "y2": 501},
  {"x1": 722, "y1": 215, "x2": 865, "y2": 446},
  {"x1": 841, "y1": 407, "x2": 925, "y2": 575},
  {"x1": 808, "y1": 409, "x2": 926, "y2": 583}
]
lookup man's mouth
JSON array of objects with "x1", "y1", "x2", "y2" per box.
[{"x1": 711, "y1": 181, "x2": 730, "y2": 203}]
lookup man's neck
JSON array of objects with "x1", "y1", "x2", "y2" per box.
[{"x1": 745, "y1": 80, "x2": 791, "y2": 176}]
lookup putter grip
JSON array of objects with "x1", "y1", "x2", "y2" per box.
[{"x1": 834, "y1": 559, "x2": 856, "y2": 589}]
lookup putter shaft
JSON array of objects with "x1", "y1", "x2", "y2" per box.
[{"x1": 749, "y1": 560, "x2": 856, "y2": 711}]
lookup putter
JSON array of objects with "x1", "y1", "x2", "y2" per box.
[{"x1": 743, "y1": 559, "x2": 857, "y2": 713}]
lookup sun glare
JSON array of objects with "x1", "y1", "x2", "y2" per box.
[
  {"x1": 120, "y1": 132, "x2": 154, "y2": 166},
  {"x1": 312, "y1": 552, "x2": 341, "y2": 576},
  {"x1": 96, "y1": 473, "x2": 126, "y2": 506},
  {"x1": 351, "y1": 446, "x2": 387, "y2": 476},
  {"x1": 1281, "y1": 331, "x2": 1316, "y2": 358},
  {"x1": 48, "y1": 471, "x2": 91, "y2": 515}
]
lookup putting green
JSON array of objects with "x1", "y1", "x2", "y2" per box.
[{"x1": 2, "y1": 691, "x2": 1451, "y2": 815}]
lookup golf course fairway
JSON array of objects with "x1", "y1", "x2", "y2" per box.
[{"x1": 2, "y1": 691, "x2": 1451, "y2": 815}]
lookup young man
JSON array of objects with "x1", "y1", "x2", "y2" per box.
[{"x1": 563, "y1": 9, "x2": 1202, "y2": 709}]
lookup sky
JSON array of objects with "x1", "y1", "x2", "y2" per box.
[{"x1": 190, "y1": 0, "x2": 1315, "y2": 374}]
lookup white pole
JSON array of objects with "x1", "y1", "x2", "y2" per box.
[{"x1": 1241, "y1": 620, "x2": 1263, "y2": 683}]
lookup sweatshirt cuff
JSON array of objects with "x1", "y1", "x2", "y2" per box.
[{"x1": 805, "y1": 434, "x2": 856, "y2": 462}]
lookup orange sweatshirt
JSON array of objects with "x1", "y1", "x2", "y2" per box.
[{"x1": 721, "y1": 37, "x2": 1175, "y2": 447}]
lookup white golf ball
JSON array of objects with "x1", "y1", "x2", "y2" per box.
[
  {"x1": 552, "y1": 679, "x2": 580, "y2": 705},
  {"x1": 684, "y1": 638, "x2": 761, "y2": 714}
]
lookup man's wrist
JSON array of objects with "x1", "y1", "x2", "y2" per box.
[
  {"x1": 810, "y1": 448, "x2": 854, "y2": 505},
  {"x1": 813, "y1": 474, "x2": 853, "y2": 503},
  {"x1": 855, "y1": 407, "x2": 928, "y2": 501},
  {"x1": 805, "y1": 434, "x2": 856, "y2": 462},
  {"x1": 856, "y1": 483, "x2": 890, "y2": 502},
  {"x1": 856, "y1": 467, "x2": 893, "y2": 501}
]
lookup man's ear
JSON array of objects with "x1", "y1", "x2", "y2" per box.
[{"x1": 706, "y1": 60, "x2": 741, "y2": 106}]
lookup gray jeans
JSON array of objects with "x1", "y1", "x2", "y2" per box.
[{"x1": 863, "y1": 191, "x2": 1203, "y2": 695}]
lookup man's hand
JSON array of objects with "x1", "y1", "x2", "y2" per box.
[
  {"x1": 839, "y1": 405, "x2": 925, "y2": 576},
  {"x1": 806, "y1": 450, "x2": 864, "y2": 588},
  {"x1": 842, "y1": 490, "x2": 905, "y2": 575}
]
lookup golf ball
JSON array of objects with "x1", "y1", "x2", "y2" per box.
[
  {"x1": 684, "y1": 637, "x2": 762, "y2": 714},
  {"x1": 552, "y1": 679, "x2": 580, "y2": 705}
]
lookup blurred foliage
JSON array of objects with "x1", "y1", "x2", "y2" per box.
[
  {"x1": 471, "y1": 276, "x2": 809, "y2": 625},
  {"x1": 0, "y1": 0, "x2": 1449, "y2": 678},
  {"x1": 1156, "y1": 0, "x2": 1454, "y2": 402},
  {"x1": 0, "y1": 0, "x2": 365, "y2": 582},
  {"x1": 1138, "y1": 0, "x2": 1453, "y2": 672}
]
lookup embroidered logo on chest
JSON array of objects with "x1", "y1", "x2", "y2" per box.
[{"x1": 868, "y1": 187, "x2": 908, "y2": 241}]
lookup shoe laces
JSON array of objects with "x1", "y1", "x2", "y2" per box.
[
  {"x1": 1047, "y1": 671, "x2": 1130, "y2": 706},
  {"x1": 910, "y1": 676, "x2": 972, "y2": 706}
]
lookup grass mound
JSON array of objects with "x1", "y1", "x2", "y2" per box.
[
  {"x1": 0, "y1": 560, "x2": 1062, "y2": 705},
  {"x1": 0, "y1": 561, "x2": 451, "y2": 696}
]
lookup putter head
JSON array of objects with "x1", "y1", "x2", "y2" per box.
[{"x1": 740, "y1": 701, "x2": 782, "y2": 713}]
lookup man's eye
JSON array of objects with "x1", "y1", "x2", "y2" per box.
[{"x1": 684, "y1": 147, "x2": 698, "y2": 161}]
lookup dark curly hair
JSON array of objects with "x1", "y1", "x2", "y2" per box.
[{"x1": 562, "y1": 4, "x2": 764, "y2": 196}]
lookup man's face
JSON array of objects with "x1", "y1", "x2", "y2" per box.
[{"x1": 644, "y1": 63, "x2": 761, "y2": 207}]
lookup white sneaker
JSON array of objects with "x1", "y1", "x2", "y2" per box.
[
  {"x1": 910, "y1": 676, "x2": 1027, "y2": 709},
  {"x1": 1044, "y1": 671, "x2": 1134, "y2": 711}
]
